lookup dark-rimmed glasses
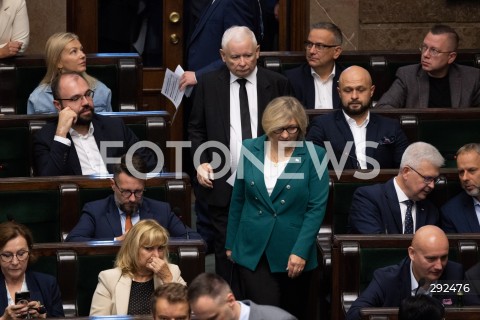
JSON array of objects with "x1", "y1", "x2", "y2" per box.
[
  {"x1": 114, "y1": 180, "x2": 144, "y2": 198},
  {"x1": 407, "y1": 165, "x2": 441, "y2": 185},
  {"x1": 272, "y1": 126, "x2": 299, "y2": 135},
  {"x1": 0, "y1": 250, "x2": 29, "y2": 263},
  {"x1": 419, "y1": 44, "x2": 454, "y2": 57},
  {"x1": 56, "y1": 89, "x2": 95, "y2": 102},
  {"x1": 304, "y1": 41, "x2": 339, "y2": 51}
]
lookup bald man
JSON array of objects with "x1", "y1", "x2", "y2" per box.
[
  {"x1": 306, "y1": 65, "x2": 409, "y2": 170},
  {"x1": 346, "y1": 226, "x2": 464, "y2": 320}
]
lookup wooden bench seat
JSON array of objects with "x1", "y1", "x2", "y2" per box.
[
  {"x1": 331, "y1": 234, "x2": 480, "y2": 320},
  {"x1": 30, "y1": 239, "x2": 205, "y2": 316},
  {"x1": 0, "y1": 111, "x2": 171, "y2": 177},
  {"x1": 360, "y1": 306, "x2": 480, "y2": 320},
  {"x1": 0, "y1": 53, "x2": 142, "y2": 114}
]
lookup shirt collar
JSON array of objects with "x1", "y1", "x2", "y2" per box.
[
  {"x1": 69, "y1": 122, "x2": 95, "y2": 137},
  {"x1": 230, "y1": 67, "x2": 258, "y2": 85},
  {"x1": 393, "y1": 176, "x2": 410, "y2": 204},
  {"x1": 237, "y1": 301, "x2": 250, "y2": 320},
  {"x1": 310, "y1": 64, "x2": 336, "y2": 82},
  {"x1": 343, "y1": 110, "x2": 370, "y2": 127}
]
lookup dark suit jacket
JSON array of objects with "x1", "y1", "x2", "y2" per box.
[
  {"x1": 187, "y1": 0, "x2": 262, "y2": 79},
  {"x1": 464, "y1": 262, "x2": 480, "y2": 305},
  {"x1": 346, "y1": 257, "x2": 464, "y2": 320},
  {"x1": 243, "y1": 300, "x2": 297, "y2": 320},
  {"x1": 65, "y1": 195, "x2": 201, "y2": 242},
  {"x1": 33, "y1": 114, "x2": 157, "y2": 176},
  {"x1": 284, "y1": 62, "x2": 344, "y2": 109},
  {"x1": 349, "y1": 178, "x2": 440, "y2": 234},
  {"x1": 0, "y1": 271, "x2": 64, "y2": 317},
  {"x1": 441, "y1": 191, "x2": 480, "y2": 233},
  {"x1": 188, "y1": 65, "x2": 291, "y2": 207},
  {"x1": 376, "y1": 63, "x2": 480, "y2": 108},
  {"x1": 306, "y1": 110, "x2": 409, "y2": 169}
]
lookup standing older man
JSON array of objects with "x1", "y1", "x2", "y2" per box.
[
  {"x1": 441, "y1": 143, "x2": 480, "y2": 233},
  {"x1": 346, "y1": 225, "x2": 464, "y2": 320},
  {"x1": 188, "y1": 26, "x2": 290, "y2": 284},
  {"x1": 377, "y1": 24, "x2": 480, "y2": 108},
  {"x1": 348, "y1": 142, "x2": 444, "y2": 234},
  {"x1": 285, "y1": 22, "x2": 344, "y2": 109},
  {"x1": 306, "y1": 66, "x2": 409, "y2": 170}
]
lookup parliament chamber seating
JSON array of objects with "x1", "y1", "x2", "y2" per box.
[
  {"x1": 0, "y1": 173, "x2": 192, "y2": 243},
  {"x1": 0, "y1": 53, "x2": 143, "y2": 114},
  {"x1": 29, "y1": 239, "x2": 205, "y2": 316},
  {"x1": 0, "y1": 111, "x2": 171, "y2": 178},
  {"x1": 360, "y1": 307, "x2": 480, "y2": 320},
  {"x1": 331, "y1": 234, "x2": 480, "y2": 320}
]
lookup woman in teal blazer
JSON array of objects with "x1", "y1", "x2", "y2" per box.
[{"x1": 225, "y1": 96, "x2": 329, "y2": 319}]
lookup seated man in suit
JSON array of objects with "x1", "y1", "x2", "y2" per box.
[
  {"x1": 187, "y1": 273, "x2": 296, "y2": 320},
  {"x1": 152, "y1": 283, "x2": 190, "y2": 320},
  {"x1": 65, "y1": 154, "x2": 201, "y2": 242},
  {"x1": 306, "y1": 65, "x2": 409, "y2": 170},
  {"x1": 33, "y1": 71, "x2": 157, "y2": 176},
  {"x1": 284, "y1": 22, "x2": 344, "y2": 109},
  {"x1": 377, "y1": 24, "x2": 480, "y2": 108},
  {"x1": 441, "y1": 143, "x2": 480, "y2": 233},
  {"x1": 346, "y1": 226, "x2": 464, "y2": 320},
  {"x1": 349, "y1": 142, "x2": 443, "y2": 234}
]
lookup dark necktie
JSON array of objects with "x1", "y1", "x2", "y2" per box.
[
  {"x1": 237, "y1": 78, "x2": 252, "y2": 140},
  {"x1": 404, "y1": 200, "x2": 414, "y2": 234}
]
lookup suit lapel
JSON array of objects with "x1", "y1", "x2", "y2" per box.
[
  {"x1": 334, "y1": 111, "x2": 357, "y2": 168},
  {"x1": 256, "y1": 68, "x2": 271, "y2": 136},
  {"x1": 385, "y1": 179, "x2": 403, "y2": 233},
  {"x1": 107, "y1": 196, "x2": 123, "y2": 235},
  {"x1": 269, "y1": 142, "x2": 306, "y2": 202},
  {"x1": 415, "y1": 201, "x2": 428, "y2": 230},
  {"x1": 365, "y1": 113, "x2": 379, "y2": 168},
  {"x1": 248, "y1": 136, "x2": 275, "y2": 211},
  {"x1": 449, "y1": 66, "x2": 461, "y2": 108},
  {"x1": 65, "y1": 132, "x2": 82, "y2": 175},
  {"x1": 332, "y1": 64, "x2": 342, "y2": 109},
  {"x1": 217, "y1": 68, "x2": 231, "y2": 143},
  {"x1": 115, "y1": 275, "x2": 132, "y2": 314},
  {"x1": 462, "y1": 193, "x2": 480, "y2": 232},
  {"x1": 418, "y1": 68, "x2": 429, "y2": 107}
]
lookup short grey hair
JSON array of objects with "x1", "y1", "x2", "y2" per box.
[
  {"x1": 221, "y1": 26, "x2": 257, "y2": 49},
  {"x1": 311, "y1": 22, "x2": 343, "y2": 46},
  {"x1": 400, "y1": 142, "x2": 444, "y2": 170},
  {"x1": 456, "y1": 143, "x2": 480, "y2": 157}
]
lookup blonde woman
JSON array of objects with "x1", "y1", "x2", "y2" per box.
[
  {"x1": 90, "y1": 220, "x2": 186, "y2": 315},
  {"x1": 27, "y1": 32, "x2": 112, "y2": 114}
]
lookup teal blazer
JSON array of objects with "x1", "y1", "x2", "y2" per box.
[{"x1": 226, "y1": 135, "x2": 329, "y2": 273}]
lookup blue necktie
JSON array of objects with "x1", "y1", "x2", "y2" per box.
[{"x1": 404, "y1": 200, "x2": 414, "y2": 234}]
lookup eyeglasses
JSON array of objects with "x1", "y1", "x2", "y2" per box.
[
  {"x1": 114, "y1": 180, "x2": 144, "y2": 198},
  {"x1": 419, "y1": 44, "x2": 454, "y2": 57},
  {"x1": 0, "y1": 250, "x2": 29, "y2": 263},
  {"x1": 407, "y1": 166, "x2": 441, "y2": 185},
  {"x1": 56, "y1": 89, "x2": 95, "y2": 102},
  {"x1": 304, "y1": 41, "x2": 339, "y2": 51},
  {"x1": 272, "y1": 126, "x2": 299, "y2": 135}
]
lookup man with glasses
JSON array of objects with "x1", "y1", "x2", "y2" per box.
[
  {"x1": 33, "y1": 71, "x2": 156, "y2": 176},
  {"x1": 285, "y1": 22, "x2": 344, "y2": 109},
  {"x1": 66, "y1": 154, "x2": 201, "y2": 242},
  {"x1": 377, "y1": 24, "x2": 480, "y2": 108},
  {"x1": 348, "y1": 142, "x2": 444, "y2": 234}
]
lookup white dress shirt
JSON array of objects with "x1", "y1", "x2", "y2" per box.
[{"x1": 311, "y1": 64, "x2": 336, "y2": 109}]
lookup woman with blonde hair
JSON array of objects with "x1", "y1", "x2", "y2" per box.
[
  {"x1": 90, "y1": 219, "x2": 185, "y2": 315},
  {"x1": 27, "y1": 32, "x2": 112, "y2": 114}
]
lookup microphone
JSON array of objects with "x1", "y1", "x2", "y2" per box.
[
  {"x1": 415, "y1": 278, "x2": 426, "y2": 296},
  {"x1": 172, "y1": 207, "x2": 189, "y2": 239}
]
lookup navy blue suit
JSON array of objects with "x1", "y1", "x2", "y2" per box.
[
  {"x1": 349, "y1": 178, "x2": 440, "y2": 234},
  {"x1": 187, "y1": 0, "x2": 262, "y2": 80},
  {"x1": 0, "y1": 271, "x2": 64, "y2": 317},
  {"x1": 33, "y1": 114, "x2": 157, "y2": 176},
  {"x1": 284, "y1": 62, "x2": 344, "y2": 109},
  {"x1": 65, "y1": 195, "x2": 201, "y2": 242},
  {"x1": 306, "y1": 110, "x2": 409, "y2": 169},
  {"x1": 346, "y1": 257, "x2": 464, "y2": 320},
  {"x1": 441, "y1": 191, "x2": 480, "y2": 233}
]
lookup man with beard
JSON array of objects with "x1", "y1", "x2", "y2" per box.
[
  {"x1": 285, "y1": 22, "x2": 344, "y2": 109},
  {"x1": 441, "y1": 143, "x2": 480, "y2": 233},
  {"x1": 65, "y1": 154, "x2": 201, "y2": 242},
  {"x1": 377, "y1": 24, "x2": 480, "y2": 108},
  {"x1": 348, "y1": 142, "x2": 443, "y2": 234},
  {"x1": 33, "y1": 71, "x2": 157, "y2": 176},
  {"x1": 306, "y1": 66, "x2": 408, "y2": 170}
]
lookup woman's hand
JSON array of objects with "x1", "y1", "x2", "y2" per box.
[
  {"x1": 147, "y1": 256, "x2": 173, "y2": 283},
  {"x1": 3, "y1": 301, "x2": 32, "y2": 320},
  {"x1": 286, "y1": 254, "x2": 305, "y2": 278}
]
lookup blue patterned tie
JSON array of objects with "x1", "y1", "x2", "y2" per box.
[{"x1": 404, "y1": 200, "x2": 414, "y2": 234}]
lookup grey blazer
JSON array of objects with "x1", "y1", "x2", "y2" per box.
[
  {"x1": 376, "y1": 63, "x2": 480, "y2": 108},
  {"x1": 242, "y1": 300, "x2": 297, "y2": 320}
]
